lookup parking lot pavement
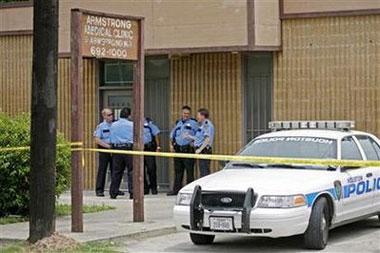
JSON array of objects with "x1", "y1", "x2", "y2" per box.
[{"x1": 121, "y1": 217, "x2": 380, "y2": 253}]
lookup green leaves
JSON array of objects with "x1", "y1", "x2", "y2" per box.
[{"x1": 0, "y1": 113, "x2": 71, "y2": 217}]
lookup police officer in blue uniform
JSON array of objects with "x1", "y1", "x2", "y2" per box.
[
  {"x1": 109, "y1": 107, "x2": 134, "y2": 199},
  {"x1": 167, "y1": 105, "x2": 198, "y2": 196},
  {"x1": 143, "y1": 118, "x2": 161, "y2": 195},
  {"x1": 193, "y1": 108, "x2": 215, "y2": 177},
  {"x1": 93, "y1": 108, "x2": 113, "y2": 197}
]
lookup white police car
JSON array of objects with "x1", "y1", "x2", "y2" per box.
[{"x1": 173, "y1": 121, "x2": 380, "y2": 250}]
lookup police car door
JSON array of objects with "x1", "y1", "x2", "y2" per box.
[
  {"x1": 355, "y1": 135, "x2": 380, "y2": 213},
  {"x1": 339, "y1": 136, "x2": 375, "y2": 221}
]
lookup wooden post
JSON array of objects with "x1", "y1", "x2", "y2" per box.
[
  {"x1": 70, "y1": 9, "x2": 84, "y2": 232},
  {"x1": 132, "y1": 18, "x2": 145, "y2": 222},
  {"x1": 29, "y1": 0, "x2": 59, "y2": 243}
]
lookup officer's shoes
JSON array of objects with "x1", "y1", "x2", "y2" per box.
[
  {"x1": 151, "y1": 189, "x2": 158, "y2": 195},
  {"x1": 129, "y1": 194, "x2": 133, "y2": 200},
  {"x1": 144, "y1": 189, "x2": 149, "y2": 195},
  {"x1": 117, "y1": 191, "x2": 125, "y2": 196},
  {"x1": 166, "y1": 191, "x2": 178, "y2": 196},
  {"x1": 110, "y1": 195, "x2": 117, "y2": 199},
  {"x1": 96, "y1": 192, "x2": 105, "y2": 197}
]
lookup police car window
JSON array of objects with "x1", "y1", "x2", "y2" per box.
[
  {"x1": 239, "y1": 137, "x2": 337, "y2": 159},
  {"x1": 371, "y1": 140, "x2": 380, "y2": 159},
  {"x1": 341, "y1": 137, "x2": 362, "y2": 160},
  {"x1": 355, "y1": 136, "x2": 380, "y2": 160}
]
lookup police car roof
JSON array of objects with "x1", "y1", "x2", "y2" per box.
[{"x1": 257, "y1": 129, "x2": 370, "y2": 140}]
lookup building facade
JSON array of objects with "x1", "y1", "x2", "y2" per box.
[{"x1": 1, "y1": 0, "x2": 379, "y2": 189}]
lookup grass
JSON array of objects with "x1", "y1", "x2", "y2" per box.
[
  {"x1": 0, "y1": 204, "x2": 115, "y2": 225},
  {"x1": 0, "y1": 241, "x2": 120, "y2": 253},
  {"x1": 0, "y1": 216, "x2": 28, "y2": 225},
  {"x1": 72, "y1": 241, "x2": 120, "y2": 253},
  {"x1": 55, "y1": 203, "x2": 115, "y2": 217}
]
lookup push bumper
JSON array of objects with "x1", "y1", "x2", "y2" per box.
[
  {"x1": 174, "y1": 186, "x2": 311, "y2": 238},
  {"x1": 174, "y1": 205, "x2": 310, "y2": 237}
]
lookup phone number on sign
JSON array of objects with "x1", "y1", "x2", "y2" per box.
[{"x1": 90, "y1": 46, "x2": 128, "y2": 58}]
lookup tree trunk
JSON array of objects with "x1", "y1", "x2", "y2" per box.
[{"x1": 29, "y1": 0, "x2": 59, "y2": 243}]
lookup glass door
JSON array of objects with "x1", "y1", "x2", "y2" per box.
[{"x1": 102, "y1": 90, "x2": 133, "y2": 120}]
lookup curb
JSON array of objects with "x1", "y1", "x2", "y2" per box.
[
  {"x1": 0, "y1": 226, "x2": 177, "y2": 245},
  {"x1": 85, "y1": 226, "x2": 177, "y2": 243}
]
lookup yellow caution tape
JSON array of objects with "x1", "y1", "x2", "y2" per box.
[
  {"x1": 0, "y1": 142, "x2": 83, "y2": 152},
  {"x1": 77, "y1": 147, "x2": 380, "y2": 168},
  {"x1": 2, "y1": 142, "x2": 380, "y2": 168}
]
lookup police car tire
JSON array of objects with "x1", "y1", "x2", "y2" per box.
[
  {"x1": 189, "y1": 233, "x2": 215, "y2": 245},
  {"x1": 303, "y1": 197, "x2": 330, "y2": 250}
]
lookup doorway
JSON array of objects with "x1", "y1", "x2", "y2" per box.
[
  {"x1": 102, "y1": 90, "x2": 133, "y2": 120},
  {"x1": 145, "y1": 56, "x2": 170, "y2": 190},
  {"x1": 98, "y1": 57, "x2": 170, "y2": 191},
  {"x1": 244, "y1": 53, "x2": 273, "y2": 142}
]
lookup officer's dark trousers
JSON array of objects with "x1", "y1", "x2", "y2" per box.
[
  {"x1": 144, "y1": 155, "x2": 157, "y2": 192},
  {"x1": 173, "y1": 146, "x2": 195, "y2": 193},
  {"x1": 110, "y1": 147, "x2": 133, "y2": 197},
  {"x1": 95, "y1": 151, "x2": 112, "y2": 194},
  {"x1": 198, "y1": 147, "x2": 212, "y2": 178}
]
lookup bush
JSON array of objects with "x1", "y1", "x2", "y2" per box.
[{"x1": 0, "y1": 113, "x2": 71, "y2": 216}]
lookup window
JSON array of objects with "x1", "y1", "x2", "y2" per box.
[
  {"x1": 341, "y1": 137, "x2": 362, "y2": 160},
  {"x1": 356, "y1": 135, "x2": 380, "y2": 160},
  {"x1": 240, "y1": 137, "x2": 337, "y2": 159},
  {"x1": 371, "y1": 140, "x2": 380, "y2": 159},
  {"x1": 101, "y1": 61, "x2": 134, "y2": 86}
]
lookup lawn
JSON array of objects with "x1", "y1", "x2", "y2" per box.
[
  {"x1": 0, "y1": 204, "x2": 115, "y2": 225},
  {"x1": 0, "y1": 240, "x2": 120, "y2": 253}
]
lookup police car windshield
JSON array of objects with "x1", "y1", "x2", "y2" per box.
[{"x1": 240, "y1": 136, "x2": 337, "y2": 160}]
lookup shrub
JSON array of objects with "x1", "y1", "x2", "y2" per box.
[{"x1": 0, "y1": 113, "x2": 71, "y2": 216}]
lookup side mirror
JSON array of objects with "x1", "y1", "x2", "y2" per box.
[{"x1": 340, "y1": 166, "x2": 361, "y2": 172}]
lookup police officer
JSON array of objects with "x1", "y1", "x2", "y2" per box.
[
  {"x1": 193, "y1": 108, "x2": 215, "y2": 177},
  {"x1": 143, "y1": 117, "x2": 161, "y2": 195},
  {"x1": 109, "y1": 107, "x2": 134, "y2": 199},
  {"x1": 94, "y1": 108, "x2": 113, "y2": 197},
  {"x1": 167, "y1": 105, "x2": 198, "y2": 196}
]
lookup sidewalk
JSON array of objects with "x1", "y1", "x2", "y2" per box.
[{"x1": 0, "y1": 191, "x2": 177, "y2": 243}]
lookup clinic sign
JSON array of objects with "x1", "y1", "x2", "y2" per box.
[
  {"x1": 71, "y1": 9, "x2": 145, "y2": 232},
  {"x1": 81, "y1": 13, "x2": 139, "y2": 60}
]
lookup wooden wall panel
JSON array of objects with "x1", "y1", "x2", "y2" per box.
[
  {"x1": 0, "y1": 35, "x2": 98, "y2": 189},
  {"x1": 171, "y1": 53, "x2": 243, "y2": 176},
  {"x1": 0, "y1": 35, "x2": 32, "y2": 115},
  {"x1": 82, "y1": 59, "x2": 98, "y2": 189},
  {"x1": 58, "y1": 58, "x2": 97, "y2": 189},
  {"x1": 57, "y1": 58, "x2": 98, "y2": 189},
  {"x1": 57, "y1": 58, "x2": 71, "y2": 139},
  {"x1": 274, "y1": 15, "x2": 380, "y2": 138}
]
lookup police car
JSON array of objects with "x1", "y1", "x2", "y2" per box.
[{"x1": 173, "y1": 121, "x2": 380, "y2": 250}]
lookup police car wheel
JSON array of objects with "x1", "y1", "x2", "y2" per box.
[
  {"x1": 304, "y1": 197, "x2": 330, "y2": 250},
  {"x1": 189, "y1": 233, "x2": 215, "y2": 245}
]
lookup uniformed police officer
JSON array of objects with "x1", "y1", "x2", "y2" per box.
[
  {"x1": 94, "y1": 108, "x2": 113, "y2": 197},
  {"x1": 143, "y1": 117, "x2": 161, "y2": 195},
  {"x1": 193, "y1": 108, "x2": 215, "y2": 177},
  {"x1": 167, "y1": 105, "x2": 198, "y2": 196},
  {"x1": 109, "y1": 107, "x2": 134, "y2": 199}
]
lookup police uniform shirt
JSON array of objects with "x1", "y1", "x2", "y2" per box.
[
  {"x1": 110, "y1": 118, "x2": 133, "y2": 144},
  {"x1": 143, "y1": 119, "x2": 160, "y2": 144},
  {"x1": 170, "y1": 118, "x2": 198, "y2": 146},
  {"x1": 194, "y1": 119, "x2": 215, "y2": 148},
  {"x1": 94, "y1": 121, "x2": 112, "y2": 144}
]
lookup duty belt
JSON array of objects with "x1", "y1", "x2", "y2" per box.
[
  {"x1": 195, "y1": 145, "x2": 212, "y2": 150},
  {"x1": 112, "y1": 143, "x2": 133, "y2": 149},
  {"x1": 175, "y1": 144, "x2": 194, "y2": 153},
  {"x1": 195, "y1": 146, "x2": 212, "y2": 154},
  {"x1": 144, "y1": 142, "x2": 156, "y2": 151}
]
